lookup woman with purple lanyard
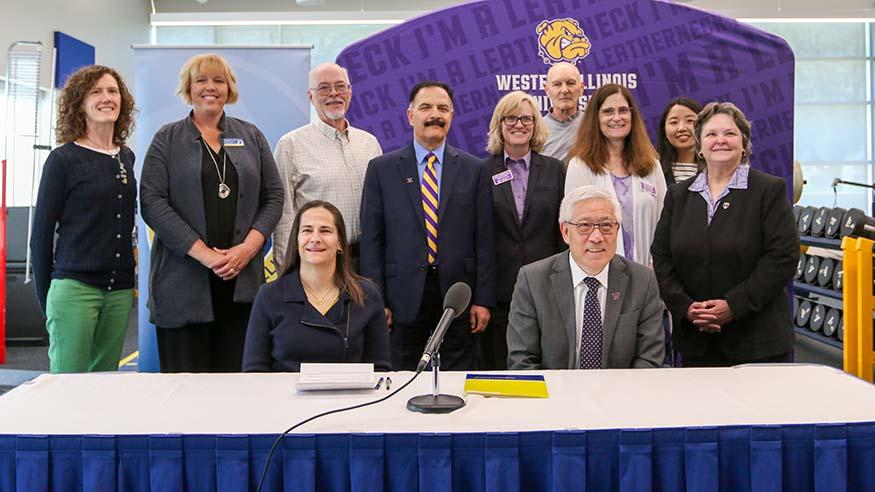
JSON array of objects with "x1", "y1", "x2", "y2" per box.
[{"x1": 564, "y1": 83, "x2": 666, "y2": 266}]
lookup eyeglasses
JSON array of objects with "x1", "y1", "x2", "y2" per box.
[
  {"x1": 502, "y1": 115, "x2": 535, "y2": 127},
  {"x1": 600, "y1": 107, "x2": 631, "y2": 117},
  {"x1": 565, "y1": 221, "x2": 618, "y2": 235},
  {"x1": 312, "y1": 83, "x2": 350, "y2": 96}
]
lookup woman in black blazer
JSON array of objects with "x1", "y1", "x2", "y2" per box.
[
  {"x1": 481, "y1": 91, "x2": 565, "y2": 369},
  {"x1": 651, "y1": 102, "x2": 799, "y2": 366},
  {"x1": 243, "y1": 201, "x2": 391, "y2": 372}
]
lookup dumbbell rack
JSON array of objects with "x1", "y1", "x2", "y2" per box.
[
  {"x1": 840, "y1": 236, "x2": 875, "y2": 382},
  {"x1": 795, "y1": 236, "x2": 844, "y2": 351}
]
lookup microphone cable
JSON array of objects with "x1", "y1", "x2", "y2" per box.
[{"x1": 255, "y1": 369, "x2": 424, "y2": 492}]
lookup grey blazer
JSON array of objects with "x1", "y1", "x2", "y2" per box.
[
  {"x1": 140, "y1": 113, "x2": 284, "y2": 328},
  {"x1": 507, "y1": 251, "x2": 664, "y2": 369}
]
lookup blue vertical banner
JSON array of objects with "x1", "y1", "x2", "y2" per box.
[
  {"x1": 133, "y1": 46, "x2": 311, "y2": 372},
  {"x1": 54, "y1": 32, "x2": 95, "y2": 89}
]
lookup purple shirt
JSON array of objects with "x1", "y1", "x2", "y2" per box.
[
  {"x1": 504, "y1": 152, "x2": 531, "y2": 222},
  {"x1": 610, "y1": 174, "x2": 635, "y2": 260},
  {"x1": 688, "y1": 164, "x2": 750, "y2": 224}
]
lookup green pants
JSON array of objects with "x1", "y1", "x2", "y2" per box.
[{"x1": 45, "y1": 279, "x2": 132, "y2": 373}]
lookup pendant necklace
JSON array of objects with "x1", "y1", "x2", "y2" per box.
[
  {"x1": 303, "y1": 284, "x2": 339, "y2": 306},
  {"x1": 202, "y1": 138, "x2": 230, "y2": 199},
  {"x1": 84, "y1": 135, "x2": 127, "y2": 185}
]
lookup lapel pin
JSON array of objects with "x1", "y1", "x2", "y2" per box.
[
  {"x1": 722, "y1": 202, "x2": 730, "y2": 210},
  {"x1": 611, "y1": 292, "x2": 620, "y2": 301},
  {"x1": 405, "y1": 177, "x2": 414, "y2": 184}
]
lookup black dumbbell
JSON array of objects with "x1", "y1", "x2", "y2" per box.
[
  {"x1": 817, "y1": 258, "x2": 835, "y2": 288},
  {"x1": 797, "y1": 299, "x2": 812, "y2": 328},
  {"x1": 823, "y1": 308, "x2": 841, "y2": 338},
  {"x1": 798, "y1": 206, "x2": 816, "y2": 235},
  {"x1": 804, "y1": 255, "x2": 821, "y2": 284},
  {"x1": 833, "y1": 262, "x2": 843, "y2": 292},
  {"x1": 809, "y1": 303, "x2": 825, "y2": 332},
  {"x1": 796, "y1": 253, "x2": 807, "y2": 281},
  {"x1": 840, "y1": 208, "x2": 875, "y2": 239},
  {"x1": 825, "y1": 207, "x2": 847, "y2": 238},
  {"x1": 810, "y1": 207, "x2": 830, "y2": 237},
  {"x1": 793, "y1": 205, "x2": 802, "y2": 224}
]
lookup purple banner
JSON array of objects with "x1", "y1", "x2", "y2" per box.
[{"x1": 337, "y1": 0, "x2": 794, "y2": 182}]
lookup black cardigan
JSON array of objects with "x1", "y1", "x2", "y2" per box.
[{"x1": 30, "y1": 142, "x2": 137, "y2": 313}]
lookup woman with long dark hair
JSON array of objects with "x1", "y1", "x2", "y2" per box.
[
  {"x1": 31, "y1": 65, "x2": 137, "y2": 373},
  {"x1": 657, "y1": 97, "x2": 704, "y2": 185},
  {"x1": 243, "y1": 201, "x2": 390, "y2": 372}
]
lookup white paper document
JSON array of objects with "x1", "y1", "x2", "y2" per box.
[{"x1": 295, "y1": 363, "x2": 376, "y2": 391}]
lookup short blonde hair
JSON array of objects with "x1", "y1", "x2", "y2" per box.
[
  {"x1": 177, "y1": 54, "x2": 239, "y2": 105},
  {"x1": 486, "y1": 91, "x2": 547, "y2": 155}
]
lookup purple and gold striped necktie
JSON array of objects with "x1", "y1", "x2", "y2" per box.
[{"x1": 421, "y1": 153, "x2": 439, "y2": 264}]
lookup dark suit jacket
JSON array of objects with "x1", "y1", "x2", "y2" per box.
[
  {"x1": 360, "y1": 142, "x2": 495, "y2": 323},
  {"x1": 242, "y1": 270, "x2": 391, "y2": 372},
  {"x1": 651, "y1": 168, "x2": 800, "y2": 360},
  {"x1": 506, "y1": 252, "x2": 665, "y2": 369},
  {"x1": 489, "y1": 152, "x2": 566, "y2": 303}
]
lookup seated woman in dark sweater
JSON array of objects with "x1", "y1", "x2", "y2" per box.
[{"x1": 243, "y1": 200, "x2": 391, "y2": 372}]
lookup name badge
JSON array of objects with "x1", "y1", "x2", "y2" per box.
[
  {"x1": 223, "y1": 138, "x2": 244, "y2": 147},
  {"x1": 640, "y1": 181, "x2": 657, "y2": 196},
  {"x1": 492, "y1": 169, "x2": 514, "y2": 186}
]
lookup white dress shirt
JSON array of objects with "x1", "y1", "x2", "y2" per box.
[{"x1": 569, "y1": 254, "x2": 609, "y2": 368}]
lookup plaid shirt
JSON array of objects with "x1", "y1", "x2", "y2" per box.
[{"x1": 272, "y1": 117, "x2": 382, "y2": 271}]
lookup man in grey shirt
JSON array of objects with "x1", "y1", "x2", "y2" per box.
[
  {"x1": 272, "y1": 62, "x2": 382, "y2": 272},
  {"x1": 542, "y1": 62, "x2": 584, "y2": 163}
]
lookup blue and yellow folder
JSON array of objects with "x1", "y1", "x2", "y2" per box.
[{"x1": 463, "y1": 374, "x2": 549, "y2": 398}]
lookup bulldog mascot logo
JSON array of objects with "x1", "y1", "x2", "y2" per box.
[{"x1": 536, "y1": 18, "x2": 592, "y2": 64}]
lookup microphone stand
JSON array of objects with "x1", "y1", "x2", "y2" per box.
[{"x1": 407, "y1": 352, "x2": 465, "y2": 413}]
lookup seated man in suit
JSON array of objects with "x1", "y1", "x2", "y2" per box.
[{"x1": 507, "y1": 185, "x2": 664, "y2": 369}]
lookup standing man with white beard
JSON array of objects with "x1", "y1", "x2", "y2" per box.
[
  {"x1": 542, "y1": 62, "x2": 584, "y2": 163},
  {"x1": 273, "y1": 62, "x2": 382, "y2": 272}
]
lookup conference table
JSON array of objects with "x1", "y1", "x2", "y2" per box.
[{"x1": 0, "y1": 364, "x2": 873, "y2": 491}]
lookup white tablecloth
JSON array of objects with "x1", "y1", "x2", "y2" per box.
[{"x1": 1, "y1": 364, "x2": 873, "y2": 435}]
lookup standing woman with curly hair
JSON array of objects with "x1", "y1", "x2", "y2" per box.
[
  {"x1": 565, "y1": 84, "x2": 666, "y2": 266},
  {"x1": 30, "y1": 65, "x2": 137, "y2": 373}
]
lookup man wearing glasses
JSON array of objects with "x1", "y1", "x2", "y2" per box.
[
  {"x1": 507, "y1": 185, "x2": 664, "y2": 369},
  {"x1": 272, "y1": 62, "x2": 382, "y2": 272}
]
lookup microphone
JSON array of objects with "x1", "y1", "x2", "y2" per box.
[
  {"x1": 416, "y1": 282, "x2": 471, "y2": 372},
  {"x1": 832, "y1": 178, "x2": 841, "y2": 188}
]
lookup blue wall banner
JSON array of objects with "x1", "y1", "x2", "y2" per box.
[
  {"x1": 133, "y1": 45, "x2": 311, "y2": 372},
  {"x1": 337, "y1": 0, "x2": 794, "y2": 183},
  {"x1": 53, "y1": 32, "x2": 95, "y2": 89}
]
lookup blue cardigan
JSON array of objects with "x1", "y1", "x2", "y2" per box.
[{"x1": 242, "y1": 271, "x2": 392, "y2": 372}]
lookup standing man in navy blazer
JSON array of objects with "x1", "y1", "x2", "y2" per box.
[{"x1": 360, "y1": 81, "x2": 495, "y2": 371}]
